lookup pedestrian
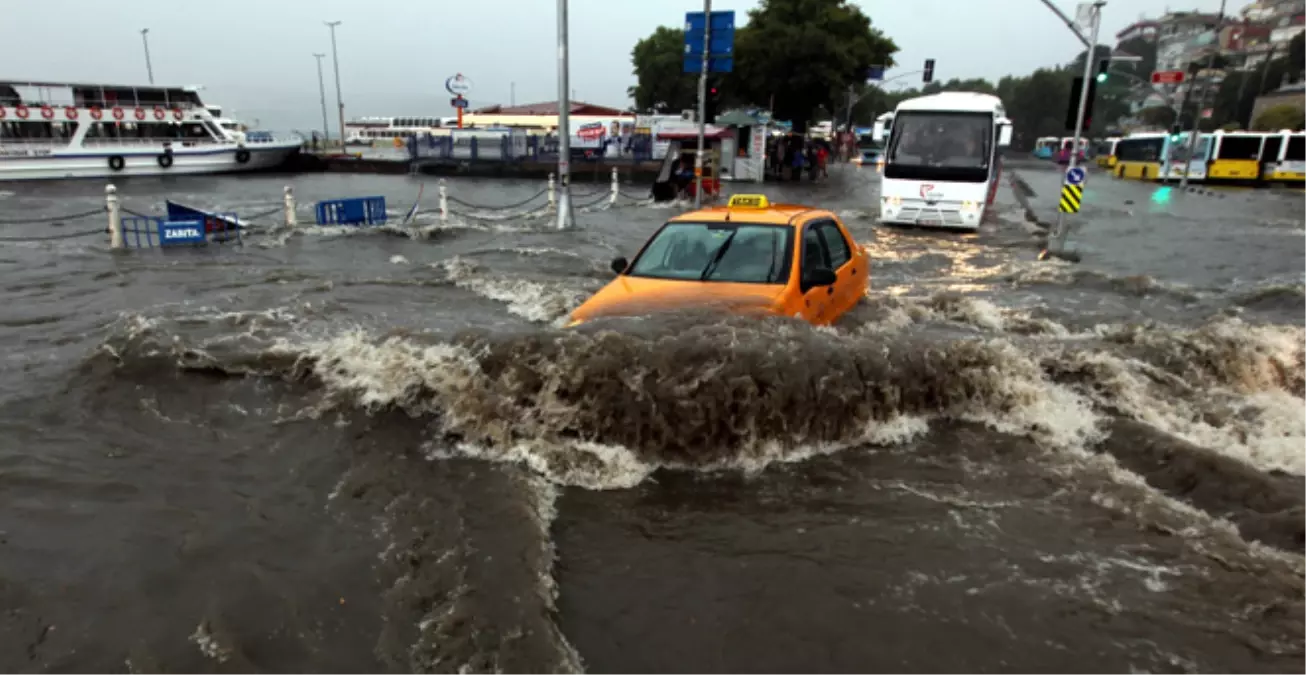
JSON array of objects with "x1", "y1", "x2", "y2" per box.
[{"x1": 816, "y1": 143, "x2": 829, "y2": 179}]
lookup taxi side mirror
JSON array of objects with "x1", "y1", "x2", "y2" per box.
[
  {"x1": 802, "y1": 267, "x2": 837, "y2": 290},
  {"x1": 610, "y1": 256, "x2": 629, "y2": 274}
]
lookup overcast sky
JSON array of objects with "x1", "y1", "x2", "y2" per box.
[{"x1": 1, "y1": 0, "x2": 1245, "y2": 131}]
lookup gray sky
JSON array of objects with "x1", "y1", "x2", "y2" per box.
[{"x1": 1, "y1": 0, "x2": 1245, "y2": 131}]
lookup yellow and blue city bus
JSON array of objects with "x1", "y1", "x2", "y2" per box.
[
  {"x1": 1205, "y1": 131, "x2": 1265, "y2": 183},
  {"x1": 1112, "y1": 133, "x2": 1166, "y2": 180},
  {"x1": 1259, "y1": 130, "x2": 1305, "y2": 184},
  {"x1": 1095, "y1": 137, "x2": 1119, "y2": 169}
]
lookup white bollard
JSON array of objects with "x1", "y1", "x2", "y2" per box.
[
  {"x1": 106, "y1": 184, "x2": 122, "y2": 250},
  {"x1": 547, "y1": 172, "x2": 556, "y2": 212},
  {"x1": 283, "y1": 186, "x2": 297, "y2": 227},
  {"x1": 439, "y1": 179, "x2": 449, "y2": 223},
  {"x1": 609, "y1": 167, "x2": 619, "y2": 206}
]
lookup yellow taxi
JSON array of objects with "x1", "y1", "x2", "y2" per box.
[{"x1": 567, "y1": 194, "x2": 869, "y2": 327}]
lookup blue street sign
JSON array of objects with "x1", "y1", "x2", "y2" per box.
[
  {"x1": 683, "y1": 10, "x2": 735, "y2": 73},
  {"x1": 867, "y1": 65, "x2": 885, "y2": 81},
  {"x1": 1065, "y1": 166, "x2": 1086, "y2": 186},
  {"x1": 157, "y1": 219, "x2": 206, "y2": 245},
  {"x1": 682, "y1": 55, "x2": 734, "y2": 74},
  {"x1": 450, "y1": 97, "x2": 469, "y2": 109}
]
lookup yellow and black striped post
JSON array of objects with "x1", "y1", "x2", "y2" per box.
[{"x1": 1058, "y1": 183, "x2": 1083, "y2": 213}]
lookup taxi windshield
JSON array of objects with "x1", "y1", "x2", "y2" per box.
[{"x1": 626, "y1": 222, "x2": 793, "y2": 284}]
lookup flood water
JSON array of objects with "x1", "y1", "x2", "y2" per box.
[{"x1": 0, "y1": 162, "x2": 1302, "y2": 673}]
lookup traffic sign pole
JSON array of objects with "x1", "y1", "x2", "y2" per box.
[
  {"x1": 555, "y1": 0, "x2": 575, "y2": 230},
  {"x1": 693, "y1": 0, "x2": 711, "y2": 209},
  {"x1": 1179, "y1": 0, "x2": 1225, "y2": 191},
  {"x1": 1050, "y1": 1, "x2": 1103, "y2": 257}
]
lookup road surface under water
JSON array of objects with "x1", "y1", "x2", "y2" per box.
[{"x1": 0, "y1": 163, "x2": 1302, "y2": 673}]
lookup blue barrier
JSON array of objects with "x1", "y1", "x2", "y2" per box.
[
  {"x1": 121, "y1": 213, "x2": 241, "y2": 249},
  {"x1": 315, "y1": 196, "x2": 387, "y2": 226}
]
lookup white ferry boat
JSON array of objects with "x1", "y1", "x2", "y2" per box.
[
  {"x1": 344, "y1": 116, "x2": 454, "y2": 144},
  {"x1": 0, "y1": 80, "x2": 301, "y2": 181}
]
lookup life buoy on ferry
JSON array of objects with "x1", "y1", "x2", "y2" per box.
[
  {"x1": 157, "y1": 154, "x2": 174, "y2": 169},
  {"x1": 172, "y1": 108, "x2": 183, "y2": 121},
  {"x1": 153, "y1": 107, "x2": 165, "y2": 121},
  {"x1": 89, "y1": 107, "x2": 103, "y2": 120},
  {"x1": 134, "y1": 108, "x2": 146, "y2": 121},
  {"x1": 112, "y1": 107, "x2": 124, "y2": 120},
  {"x1": 14, "y1": 105, "x2": 28, "y2": 119},
  {"x1": 40, "y1": 106, "x2": 54, "y2": 120},
  {"x1": 234, "y1": 149, "x2": 251, "y2": 164},
  {"x1": 64, "y1": 107, "x2": 78, "y2": 120},
  {"x1": 107, "y1": 156, "x2": 125, "y2": 172}
]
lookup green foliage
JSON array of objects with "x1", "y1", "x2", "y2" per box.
[
  {"x1": 627, "y1": 0, "x2": 897, "y2": 130},
  {"x1": 1252, "y1": 104, "x2": 1305, "y2": 131},
  {"x1": 628, "y1": 26, "x2": 698, "y2": 113}
]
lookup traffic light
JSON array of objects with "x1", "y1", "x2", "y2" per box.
[
  {"x1": 1169, "y1": 124, "x2": 1183, "y2": 143},
  {"x1": 1064, "y1": 77, "x2": 1099, "y2": 131},
  {"x1": 923, "y1": 59, "x2": 935, "y2": 83},
  {"x1": 705, "y1": 85, "x2": 720, "y2": 122},
  {"x1": 1095, "y1": 58, "x2": 1110, "y2": 83}
]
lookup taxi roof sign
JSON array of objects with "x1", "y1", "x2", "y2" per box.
[{"x1": 727, "y1": 194, "x2": 769, "y2": 209}]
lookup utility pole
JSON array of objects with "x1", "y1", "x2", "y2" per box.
[
  {"x1": 1179, "y1": 0, "x2": 1225, "y2": 190},
  {"x1": 140, "y1": 29, "x2": 154, "y2": 84},
  {"x1": 1050, "y1": 1, "x2": 1104, "y2": 256},
  {"x1": 693, "y1": 0, "x2": 712, "y2": 209},
  {"x1": 313, "y1": 53, "x2": 330, "y2": 146},
  {"x1": 555, "y1": 0, "x2": 575, "y2": 230},
  {"x1": 511, "y1": 82, "x2": 516, "y2": 107},
  {"x1": 325, "y1": 21, "x2": 346, "y2": 146}
]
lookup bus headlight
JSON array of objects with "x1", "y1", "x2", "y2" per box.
[
  {"x1": 882, "y1": 196, "x2": 902, "y2": 206},
  {"x1": 961, "y1": 200, "x2": 978, "y2": 211}
]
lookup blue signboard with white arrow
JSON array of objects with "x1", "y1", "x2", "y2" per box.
[{"x1": 1065, "y1": 166, "x2": 1085, "y2": 186}]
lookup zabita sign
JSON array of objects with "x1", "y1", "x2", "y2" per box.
[{"x1": 158, "y1": 220, "x2": 206, "y2": 245}]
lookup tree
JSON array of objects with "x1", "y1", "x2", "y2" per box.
[
  {"x1": 1252, "y1": 104, "x2": 1305, "y2": 131},
  {"x1": 725, "y1": 0, "x2": 897, "y2": 130},
  {"x1": 628, "y1": 26, "x2": 699, "y2": 113},
  {"x1": 1136, "y1": 105, "x2": 1177, "y2": 127}
]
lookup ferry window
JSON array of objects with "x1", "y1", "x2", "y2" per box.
[
  {"x1": 1286, "y1": 136, "x2": 1304, "y2": 161},
  {"x1": 814, "y1": 220, "x2": 852, "y2": 269},
  {"x1": 182, "y1": 122, "x2": 210, "y2": 139},
  {"x1": 1217, "y1": 135, "x2": 1262, "y2": 160}
]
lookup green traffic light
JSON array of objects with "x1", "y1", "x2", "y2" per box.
[{"x1": 1095, "y1": 73, "x2": 1107, "y2": 83}]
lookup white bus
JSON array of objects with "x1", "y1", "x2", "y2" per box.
[{"x1": 872, "y1": 92, "x2": 1013, "y2": 231}]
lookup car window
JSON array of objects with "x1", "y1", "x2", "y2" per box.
[
  {"x1": 801, "y1": 225, "x2": 830, "y2": 272},
  {"x1": 626, "y1": 222, "x2": 792, "y2": 284},
  {"x1": 815, "y1": 221, "x2": 852, "y2": 269}
]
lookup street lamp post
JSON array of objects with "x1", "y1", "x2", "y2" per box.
[
  {"x1": 313, "y1": 53, "x2": 330, "y2": 147},
  {"x1": 555, "y1": 0, "x2": 575, "y2": 230},
  {"x1": 325, "y1": 21, "x2": 346, "y2": 146},
  {"x1": 140, "y1": 29, "x2": 154, "y2": 84},
  {"x1": 1179, "y1": 0, "x2": 1226, "y2": 190}
]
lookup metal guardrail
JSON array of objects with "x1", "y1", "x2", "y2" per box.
[{"x1": 409, "y1": 132, "x2": 656, "y2": 164}]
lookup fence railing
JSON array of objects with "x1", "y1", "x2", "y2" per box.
[
  {"x1": 409, "y1": 132, "x2": 657, "y2": 164},
  {"x1": 0, "y1": 168, "x2": 655, "y2": 248}
]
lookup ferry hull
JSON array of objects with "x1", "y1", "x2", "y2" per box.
[{"x1": 0, "y1": 143, "x2": 300, "y2": 181}]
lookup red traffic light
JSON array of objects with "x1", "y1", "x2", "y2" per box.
[{"x1": 710, "y1": 87, "x2": 718, "y2": 94}]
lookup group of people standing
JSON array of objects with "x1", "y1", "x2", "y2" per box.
[{"x1": 766, "y1": 133, "x2": 833, "y2": 182}]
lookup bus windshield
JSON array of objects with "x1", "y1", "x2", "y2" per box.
[{"x1": 884, "y1": 111, "x2": 992, "y2": 182}]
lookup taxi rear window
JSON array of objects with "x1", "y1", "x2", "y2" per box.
[{"x1": 626, "y1": 222, "x2": 793, "y2": 284}]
